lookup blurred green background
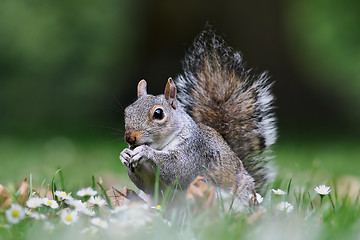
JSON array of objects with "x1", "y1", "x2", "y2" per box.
[{"x1": 0, "y1": 0, "x2": 359, "y2": 188}]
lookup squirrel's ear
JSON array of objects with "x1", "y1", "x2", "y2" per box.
[
  {"x1": 164, "y1": 77, "x2": 177, "y2": 109},
  {"x1": 137, "y1": 79, "x2": 147, "y2": 98}
]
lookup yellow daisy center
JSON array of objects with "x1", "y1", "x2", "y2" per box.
[
  {"x1": 65, "y1": 215, "x2": 73, "y2": 222},
  {"x1": 12, "y1": 210, "x2": 20, "y2": 218}
]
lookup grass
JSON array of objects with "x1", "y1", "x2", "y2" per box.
[
  {"x1": 0, "y1": 136, "x2": 132, "y2": 189},
  {"x1": 0, "y1": 135, "x2": 360, "y2": 239}
]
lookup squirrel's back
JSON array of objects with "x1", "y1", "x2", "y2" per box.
[{"x1": 175, "y1": 29, "x2": 277, "y2": 191}]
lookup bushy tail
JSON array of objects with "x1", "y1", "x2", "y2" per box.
[{"x1": 175, "y1": 29, "x2": 277, "y2": 191}]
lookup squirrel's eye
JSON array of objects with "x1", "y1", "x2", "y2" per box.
[{"x1": 153, "y1": 108, "x2": 164, "y2": 120}]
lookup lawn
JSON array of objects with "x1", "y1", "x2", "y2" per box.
[
  {"x1": 0, "y1": 135, "x2": 359, "y2": 240},
  {"x1": 0, "y1": 136, "x2": 131, "y2": 189},
  {"x1": 1, "y1": 136, "x2": 359, "y2": 183}
]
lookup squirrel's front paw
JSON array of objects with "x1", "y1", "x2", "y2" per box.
[
  {"x1": 119, "y1": 148, "x2": 132, "y2": 167},
  {"x1": 129, "y1": 145, "x2": 153, "y2": 169},
  {"x1": 119, "y1": 145, "x2": 154, "y2": 172}
]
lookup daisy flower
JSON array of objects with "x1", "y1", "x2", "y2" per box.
[
  {"x1": 61, "y1": 209, "x2": 78, "y2": 225},
  {"x1": 271, "y1": 189, "x2": 286, "y2": 195},
  {"x1": 79, "y1": 208, "x2": 96, "y2": 216},
  {"x1": 5, "y1": 204, "x2": 26, "y2": 224},
  {"x1": 65, "y1": 199, "x2": 87, "y2": 209},
  {"x1": 277, "y1": 201, "x2": 294, "y2": 213},
  {"x1": 65, "y1": 199, "x2": 95, "y2": 216},
  {"x1": 114, "y1": 205, "x2": 152, "y2": 227},
  {"x1": 249, "y1": 193, "x2": 263, "y2": 204},
  {"x1": 151, "y1": 205, "x2": 163, "y2": 212},
  {"x1": 43, "y1": 198, "x2": 59, "y2": 209},
  {"x1": 90, "y1": 218, "x2": 108, "y2": 229},
  {"x1": 26, "y1": 197, "x2": 44, "y2": 209},
  {"x1": 81, "y1": 226, "x2": 99, "y2": 235},
  {"x1": 55, "y1": 191, "x2": 73, "y2": 200},
  {"x1": 108, "y1": 217, "x2": 119, "y2": 224},
  {"x1": 77, "y1": 187, "x2": 97, "y2": 197},
  {"x1": 314, "y1": 185, "x2": 331, "y2": 195},
  {"x1": 88, "y1": 196, "x2": 106, "y2": 207},
  {"x1": 43, "y1": 222, "x2": 55, "y2": 232},
  {"x1": 110, "y1": 205, "x2": 128, "y2": 214},
  {"x1": 28, "y1": 212, "x2": 47, "y2": 220}
]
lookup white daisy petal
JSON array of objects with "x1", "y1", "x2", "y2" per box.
[
  {"x1": 26, "y1": 197, "x2": 44, "y2": 208},
  {"x1": 81, "y1": 226, "x2": 99, "y2": 235},
  {"x1": 65, "y1": 199, "x2": 87, "y2": 210},
  {"x1": 61, "y1": 209, "x2": 78, "y2": 225},
  {"x1": 90, "y1": 218, "x2": 108, "y2": 229},
  {"x1": 314, "y1": 185, "x2": 331, "y2": 195},
  {"x1": 277, "y1": 201, "x2": 294, "y2": 213},
  {"x1": 79, "y1": 208, "x2": 96, "y2": 216},
  {"x1": 54, "y1": 190, "x2": 73, "y2": 200},
  {"x1": 43, "y1": 198, "x2": 59, "y2": 209},
  {"x1": 249, "y1": 193, "x2": 263, "y2": 204},
  {"x1": 44, "y1": 222, "x2": 55, "y2": 232},
  {"x1": 5, "y1": 204, "x2": 26, "y2": 224},
  {"x1": 77, "y1": 187, "x2": 97, "y2": 197},
  {"x1": 88, "y1": 196, "x2": 106, "y2": 207},
  {"x1": 271, "y1": 189, "x2": 286, "y2": 195}
]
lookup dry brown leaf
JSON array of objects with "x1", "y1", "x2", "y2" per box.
[
  {"x1": 106, "y1": 186, "x2": 129, "y2": 207},
  {"x1": 121, "y1": 187, "x2": 146, "y2": 204},
  {"x1": 106, "y1": 186, "x2": 146, "y2": 207},
  {"x1": 186, "y1": 176, "x2": 215, "y2": 210},
  {"x1": 247, "y1": 208, "x2": 265, "y2": 224},
  {"x1": 336, "y1": 175, "x2": 360, "y2": 202},
  {"x1": 0, "y1": 184, "x2": 12, "y2": 209},
  {"x1": 33, "y1": 186, "x2": 53, "y2": 199},
  {"x1": 17, "y1": 177, "x2": 30, "y2": 206}
]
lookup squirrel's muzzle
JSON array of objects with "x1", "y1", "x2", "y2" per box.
[{"x1": 124, "y1": 130, "x2": 143, "y2": 149}]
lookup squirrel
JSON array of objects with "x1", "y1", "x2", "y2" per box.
[{"x1": 119, "y1": 29, "x2": 277, "y2": 210}]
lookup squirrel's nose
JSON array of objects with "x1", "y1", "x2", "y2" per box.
[{"x1": 124, "y1": 130, "x2": 142, "y2": 147}]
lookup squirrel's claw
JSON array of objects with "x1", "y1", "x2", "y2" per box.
[
  {"x1": 120, "y1": 145, "x2": 154, "y2": 171},
  {"x1": 129, "y1": 145, "x2": 153, "y2": 168},
  {"x1": 119, "y1": 148, "x2": 132, "y2": 166}
]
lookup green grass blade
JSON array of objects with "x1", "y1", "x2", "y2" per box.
[
  {"x1": 161, "y1": 178, "x2": 180, "y2": 211},
  {"x1": 51, "y1": 182, "x2": 57, "y2": 200},
  {"x1": 57, "y1": 167, "x2": 65, "y2": 191},
  {"x1": 39, "y1": 179, "x2": 46, "y2": 197},
  {"x1": 97, "y1": 181, "x2": 113, "y2": 209},
  {"x1": 50, "y1": 168, "x2": 62, "y2": 200},
  {"x1": 332, "y1": 177, "x2": 338, "y2": 204},
  {"x1": 154, "y1": 165, "x2": 161, "y2": 206},
  {"x1": 328, "y1": 194, "x2": 336, "y2": 211},
  {"x1": 286, "y1": 178, "x2": 292, "y2": 201},
  {"x1": 307, "y1": 191, "x2": 313, "y2": 210},
  {"x1": 29, "y1": 173, "x2": 33, "y2": 198},
  {"x1": 355, "y1": 191, "x2": 360, "y2": 205},
  {"x1": 92, "y1": 175, "x2": 96, "y2": 190}
]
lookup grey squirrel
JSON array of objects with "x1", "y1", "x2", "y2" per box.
[{"x1": 119, "y1": 29, "x2": 276, "y2": 209}]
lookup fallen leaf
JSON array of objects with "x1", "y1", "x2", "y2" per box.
[
  {"x1": 106, "y1": 187, "x2": 129, "y2": 207},
  {"x1": 121, "y1": 187, "x2": 146, "y2": 204},
  {"x1": 17, "y1": 178, "x2": 30, "y2": 205},
  {"x1": 247, "y1": 208, "x2": 265, "y2": 224},
  {"x1": 0, "y1": 184, "x2": 12, "y2": 209},
  {"x1": 33, "y1": 186, "x2": 53, "y2": 199},
  {"x1": 106, "y1": 186, "x2": 146, "y2": 207},
  {"x1": 186, "y1": 176, "x2": 215, "y2": 210},
  {"x1": 336, "y1": 175, "x2": 360, "y2": 202}
]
